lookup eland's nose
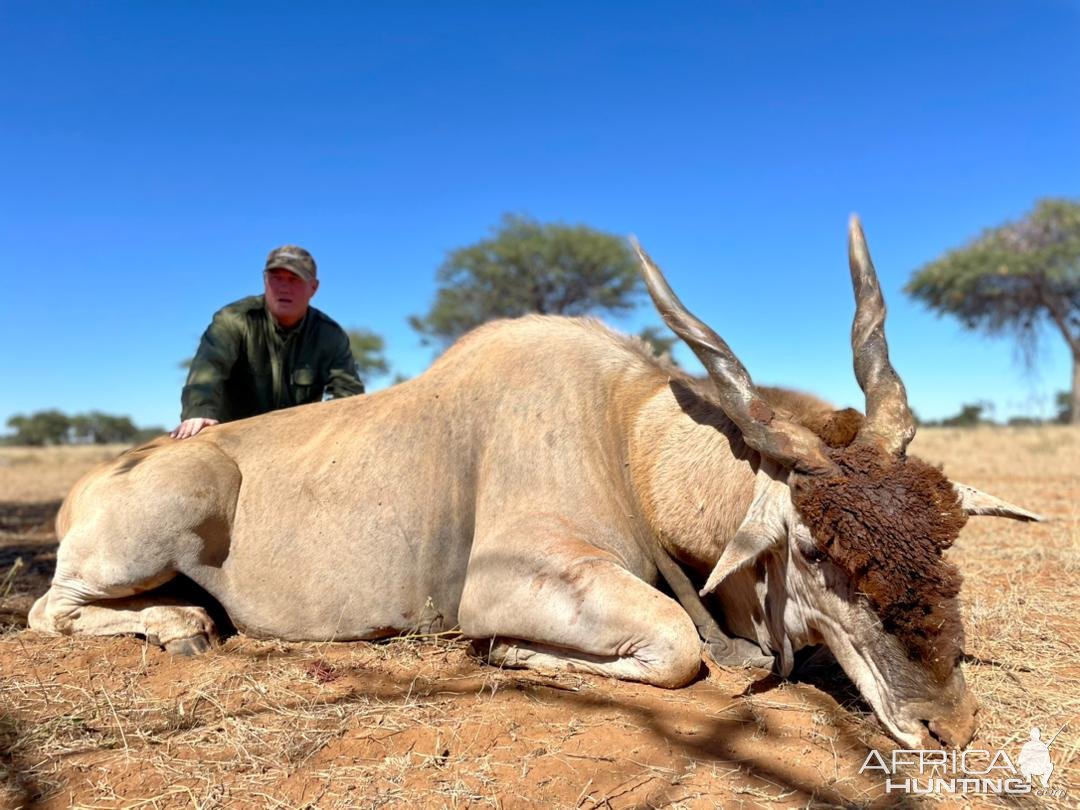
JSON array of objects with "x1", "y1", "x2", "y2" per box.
[{"x1": 926, "y1": 690, "x2": 980, "y2": 748}]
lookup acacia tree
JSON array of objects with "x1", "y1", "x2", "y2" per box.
[
  {"x1": 5, "y1": 410, "x2": 70, "y2": 446},
  {"x1": 5, "y1": 410, "x2": 161, "y2": 445},
  {"x1": 906, "y1": 198, "x2": 1080, "y2": 424},
  {"x1": 637, "y1": 325, "x2": 679, "y2": 365},
  {"x1": 409, "y1": 214, "x2": 646, "y2": 346},
  {"x1": 70, "y1": 411, "x2": 138, "y2": 444},
  {"x1": 346, "y1": 327, "x2": 392, "y2": 382}
]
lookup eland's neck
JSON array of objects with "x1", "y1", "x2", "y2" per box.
[{"x1": 629, "y1": 379, "x2": 760, "y2": 574}]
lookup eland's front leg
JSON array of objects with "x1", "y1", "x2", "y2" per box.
[{"x1": 458, "y1": 532, "x2": 702, "y2": 688}]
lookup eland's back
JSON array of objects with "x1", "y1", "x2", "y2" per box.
[{"x1": 53, "y1": 316, "x2": 669, "y2": 641}]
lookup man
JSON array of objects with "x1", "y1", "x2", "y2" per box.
[{"x1": 172, "y1": 245, "x2": 364, "y2": 439}]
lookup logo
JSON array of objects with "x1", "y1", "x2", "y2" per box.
[
  {"x1": 859, "y1": 724, "x2": 1068, "y2": 798},
  {"x1": 1018, "y1": 727, "x2": 1055, "y2": 788}
]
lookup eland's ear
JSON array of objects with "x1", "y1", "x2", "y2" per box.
[
  {"x1": 954, "y1": 483, "x2": 1044, "y2": 522},
  {"x1": 700, "y1": 464, "x2": 789, "y2": 596},
  {"x1": 699, "y1": 524, "x2": 776, "y2": 596}
]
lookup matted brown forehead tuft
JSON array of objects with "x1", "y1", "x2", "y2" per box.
[
  {"x1": 802, "y1": 407, "x2": 864, "y2": 449},
  {"x1": 791, "y1": 444, "x2": 968, "y2": 681}
]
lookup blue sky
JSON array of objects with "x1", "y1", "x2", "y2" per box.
[{"x1": 2, "y1": 1, "x2": 1077, "y2": 432}]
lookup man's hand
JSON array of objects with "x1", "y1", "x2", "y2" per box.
[{"x1": 171, "y1": 417, "x2": 220, "y2": 439}]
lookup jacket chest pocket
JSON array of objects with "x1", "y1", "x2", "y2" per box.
[{"x1": 291, "y1": 366, "x2": 318, "y2": 402}]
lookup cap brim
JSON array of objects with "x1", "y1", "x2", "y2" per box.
[{"x1": 265, "y1": 264, "x2": 314, "y2": 281}]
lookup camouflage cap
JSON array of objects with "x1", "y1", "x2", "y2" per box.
[{"x1": 264, "y1": 245, "x2": 317, "y2": 282}]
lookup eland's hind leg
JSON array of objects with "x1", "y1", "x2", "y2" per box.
[
  {"x1": 28, "y1": 440, "x2": 240, "y2": 654},
  {"x1": 29, "y1": 589, "x2": 216, "y2": 654},
  {"x1": 29, "y1": 521, "x2": 220, "y2": 653}
]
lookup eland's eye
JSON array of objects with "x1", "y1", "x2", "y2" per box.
[{"x1": 801, "y1": 544, "x2": 827, "y2": 563}]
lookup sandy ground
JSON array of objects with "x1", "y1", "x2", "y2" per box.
[{"x1": 0, "y1": 428, "x2": 1076, "y2": 809}]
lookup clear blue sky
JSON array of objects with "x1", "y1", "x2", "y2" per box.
[{"x1": 2, "y1": 1, "x2": 1077, "y2": 432}]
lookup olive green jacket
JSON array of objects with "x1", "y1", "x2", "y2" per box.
[{"x1": 181, "y1": 296, "x2": 364, "y2": 422}]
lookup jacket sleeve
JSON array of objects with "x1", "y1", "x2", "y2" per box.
[
  {"x1": 325, "y1": 327, "x2": 366, "y2": 398},
  {"x1": 180, "y1": 310, "x2": 243, "y2": 420}
]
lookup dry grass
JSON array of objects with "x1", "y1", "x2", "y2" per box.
[
  {"x1": 0, "y1": 445, "x2": 130, "y2": 502},
  {"x1": 0, "y1": 427, "x2": 1077, "y2": 809},
  {"x1": 0, "y1": 633, "x2": 897, "y2": 809},
  {"x1": 909, "y1": 426, "x2": 1080, "y2": 809}
]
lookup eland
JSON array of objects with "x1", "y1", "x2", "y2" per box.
[{"x1": 29, "y1": 217, "x2": 1040, "y2": 748}]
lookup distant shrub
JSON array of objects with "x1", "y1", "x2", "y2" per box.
[{"x1": 4, "y1": 410, "x2": 163, "y2": 446}]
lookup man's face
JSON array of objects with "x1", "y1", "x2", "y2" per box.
[{"x1": 264, "y1": 268, "x2": 318, "y2": 328}]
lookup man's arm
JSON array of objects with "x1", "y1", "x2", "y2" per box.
[
  {"x1": 325, "y1": 328, "x2": 365, "y2": 399},
  {"x1": 173, "y1": 310, "x2": 243, "y2": 437}
]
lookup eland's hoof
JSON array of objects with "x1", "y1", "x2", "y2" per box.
[
  {"x1": 164, "y1": 634, "x2": 213, "y2": 656},
  {"x1": 705, "y1": 637, "x2": 774, "y2": 669}
]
